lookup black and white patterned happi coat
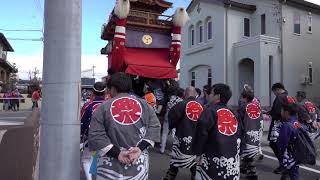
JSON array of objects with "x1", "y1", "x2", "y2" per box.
[
  {"x1": 168, "y1": 97, "x2": 204, "y2": 168},
  {"x1": 88, "y1": 94, "x2": 161, "y2": 180},
  {"x1": 193, "y1": 103, "x2": 242, "y2": 180},
  {"x1": 238, "y1": 102, "x2": 263, "y2": 159}
]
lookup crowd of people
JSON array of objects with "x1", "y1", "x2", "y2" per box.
[
  {"x1": 2, "y1": 89, "x2": 22, "y2": 111},
  {"x1": 80, "y1": 72, "x2": 320, "y2": 180}
]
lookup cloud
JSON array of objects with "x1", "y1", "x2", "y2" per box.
[{"x1": 7, "y1": 54, "x2": 108, "y2": 80}]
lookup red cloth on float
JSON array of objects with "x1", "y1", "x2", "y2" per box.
[{"x1": 124, "y1": 48, "x2": 177, "y2": 79}]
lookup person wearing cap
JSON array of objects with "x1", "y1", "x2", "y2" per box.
[{"x1": 80, "y1": 82, "x2": 107, "y2": 180}]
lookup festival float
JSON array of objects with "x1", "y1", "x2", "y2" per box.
[{"x1": 101, "y1": 0, "x2": 189, "y2": 93}]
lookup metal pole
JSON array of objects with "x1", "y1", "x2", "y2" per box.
[{"x1": 39, "y1": 0, "x2": 81, "y2": 179}]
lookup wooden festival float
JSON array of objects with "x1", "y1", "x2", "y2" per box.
[{"x1": 100, "y1": 0, "x2": 189, "y2": 94}]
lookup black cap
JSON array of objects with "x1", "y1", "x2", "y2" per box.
[{"x1": 93, "y1": 82, "x2": 106, "y2": 93}]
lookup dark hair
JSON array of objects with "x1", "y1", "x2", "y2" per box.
[
  {"x1": 241, "y1": 90, "x2": 254, "y2": 102},
  {"x1": 195, "y1": 88, "x2": 201, "y2": 96},
  {"x1": 203, "y1": 85, "x2": 212, "y2": 95},
  {"x1": 93, "y1": 82, "x2": 106, "y2": 97},
  {"x1": 110, "y1": 72, "x2": 132, "y2": 93},
  {"x1": 177, "y1": 88, "x2": 185, "y2": 98},
  {"x1": 145, "y1": 83, "x2": 154, "y2": 93},
  {"x1": 212, "y1": 83, "x2": 232, "y2": 104},
  {"x1": 296, "y1": 91, "x2": 306, "y2": 99},
  {"x1": 166, "y1": 81, "x2": 180, "y2": 96},
  {"x1": 282, "y1": 103, "x2": 298, "y2": 116},
  {"x1": 272, "y1": 83, "x2": 285, "y2": 91},
  {"x1": 107, "y1": 68, "x2": 117, "y2": 76}
]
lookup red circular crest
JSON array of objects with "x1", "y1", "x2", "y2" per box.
[
  {"x1": 185, "y1": 101, "x2": 203, "y2": 121},
  {"x1": 305, "y1": 101, "x2": 316, "y2": 113},
  {"x1": 287, "y1": 96, "x2": 296, "y2": 104},
  {"x1": 110, "y1": 97, "x2": 142, "y2": 125},
  {"x1": 246, "y1": 103, "x2": 261, "y2": 120},
  {"x1": 294, "y1": 122, "x2": 299, "y2": 129},
  {"x1": 217, "y1": 108, "x2": 238, "y2": 136}
]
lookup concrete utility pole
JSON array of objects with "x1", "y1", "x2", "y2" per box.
[{"x1": 39, "y1": 0, "x2": 82, "y2": 179}]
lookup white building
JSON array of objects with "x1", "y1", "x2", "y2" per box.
[{"x1": 180, "y1": 0, "x2": 320, "y2": 106}]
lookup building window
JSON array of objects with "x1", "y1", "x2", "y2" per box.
[
  {"x1": 191, "y1": 72, "x2": 196, "y2": 87},
  {"x1": 191, "y1": 29, "x2": 195, "y2": 45},
  {"x1": 308, "y1": 62, "x2": 313, "y2": 84},
  {"x1": 208, "y1": 68, "x2": 212, "y2": 86},
  {"x1": 189, "y1": 26, "x2": 195, "y2": 47},
  {"x1": 261, "y1": 14, "x2": 266, "y2": 35},
  {"x1": 244, "y1": 18, "x2": 250, "y2": 37},
  {"x1": 294, "y1": 13, "x2": 301, "y2": 34},
  {"x1": 207, "y1": 20, "x2": 212, "y2": 40},
  {"x1": 308, "y1": 15, "x2": 312, "y2": 33},
  {"x1": 199, "y1": 25, "x2": 203, "y2": 43}
]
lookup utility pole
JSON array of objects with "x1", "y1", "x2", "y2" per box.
[
  {"x1": 39, "y1": 0, "x2": 81, "y2": 179},
  {"x1": 92, "y1": 65, "x2": 96, "y2": 78}
]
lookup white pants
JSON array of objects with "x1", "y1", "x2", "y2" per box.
[{"x1": 81, "y1": 147, "x2": 92, "y2": 180}]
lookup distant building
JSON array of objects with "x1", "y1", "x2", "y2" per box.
[
  {"x1": 0, "y1": 33, "x2": 17, "y2": 91},
  {"x1": 81, "y1": 78, "x2": 95, "y2": 90},
  {"x1": 181, "y1": 0, "x2": 320, "y2": 106}
]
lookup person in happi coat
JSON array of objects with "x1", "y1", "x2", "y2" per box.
[
  {"x1": 267, "y1": 83, "x2": 295, "y2": 174},
  {"x1": 193, "y1": 83, "x2": 242, "y2": 180},
  {"x1": 163, "y1": 87, "x2": 204, "y2": 180},
  {"x1": 238, "y1": 89, "x2": 263, "y2": 178},
  {"x1": 278, "y1": 104, "x2": 300, "y2": 180},
  {"x1": 88, "y1": 72, "x2": 161, "y2": 180},
  {"x1": 81, "y1": 82, "x2": 107, "y2": 180},
  {"x1": 160, "y1": 82, "x2": 183, "y2": 153},
  {"x1": 296, "y1": 91, "x2": 320, "y2": 135}
]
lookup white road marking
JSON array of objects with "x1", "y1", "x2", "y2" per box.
[
  {"x1": 0, "y1": 117, "x2": 25, "y2": 120},
  {"x1": 0, "y1": 130, "x2": 7, "y2": 144},
  {"x1": 0, "y1": 121, "x2": 24, "y2": 126},
  {"x1": 263, "y1": 153, "x2": 320, "y2": 174}
]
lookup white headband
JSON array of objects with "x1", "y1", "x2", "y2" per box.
[{"x1": 93, "y1": 87, "x2": 106, "y2": 93}]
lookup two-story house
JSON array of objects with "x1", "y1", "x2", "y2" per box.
[
  {"x1": 180, "y1": 0, "x2": 320, "y2": 106},
  {"x1": 0, "y1": 33, "x2": 17, "y2": 90}
]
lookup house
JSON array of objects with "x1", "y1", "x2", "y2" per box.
[
  {"x1": 0, "y1": 33, "x2": 17, "y2": 91},
  {"x1": 180, "y1": 0, "x2": 320, "y2": 106}
]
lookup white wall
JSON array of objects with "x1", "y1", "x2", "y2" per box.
[
  {"x1": 282, "y1": 5, "x2": 320, "y2": 104},
  {"x1": 181, "y1": 0, "x2": 226, "y2": 89}
]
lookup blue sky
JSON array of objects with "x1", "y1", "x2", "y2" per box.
[
  {"x1": 1, "y1": 0, "x2": 191, "y2": 56},
  {"x1": 0, "y1": 0, "x2": 190, "y2": 79}
]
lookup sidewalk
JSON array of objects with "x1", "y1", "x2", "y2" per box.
[{"x1": 0, "y1": 94, "x2": 41, "y2": 111}]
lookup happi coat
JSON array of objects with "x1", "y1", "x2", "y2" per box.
[
  {"x1": 168, "y1": 97, "x2": 204, "y2": 168},
  {"x1": 193, "y1": 103, "x2": 242, "y2": 180},
  {"x1": 89, "y1": 94, "x2": 161, "y2": 180},
  {"x1": 238, "y1": 101, "x2": 263, "y2": 159}
]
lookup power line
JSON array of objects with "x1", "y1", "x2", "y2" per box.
[
  {"x1": 0, "y1": 29, "x2": 43, "y2": 32},
  {"x1": 7, "y1": 38, "x2": 43, "y2": 41}
]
